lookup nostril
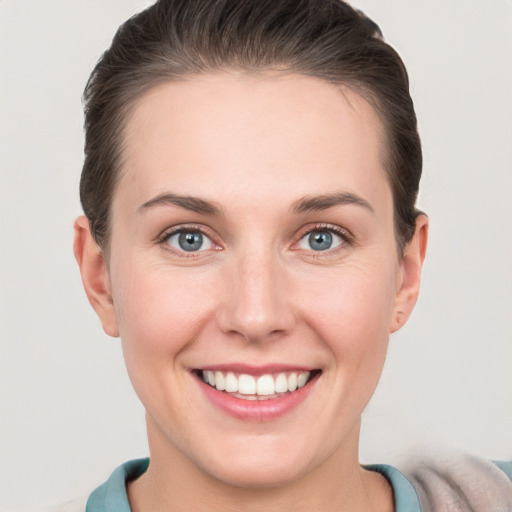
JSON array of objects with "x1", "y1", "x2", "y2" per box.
[{"x1": 215, "y1": 304, "x2": 296, "y2": 343}]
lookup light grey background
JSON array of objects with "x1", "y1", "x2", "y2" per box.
[{"x1": 1, "y1": 1, "x2": 511, "y2": 510}]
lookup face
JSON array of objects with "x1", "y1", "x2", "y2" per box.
[{"x1": 76, "y1": 72, "x2": 426, "y2": 489}]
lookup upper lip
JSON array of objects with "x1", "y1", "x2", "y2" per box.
[{"x1": 194, "y1": 363, "x2": 317, "y2": 376}]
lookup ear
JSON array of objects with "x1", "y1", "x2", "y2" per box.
[
  {"x1": 390, "y1": 214, "x2": 429, "y2": 333},
  {"x1": 73, "y1": 216, "x2": 119, "y2": 337}
]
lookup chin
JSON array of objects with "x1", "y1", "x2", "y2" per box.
[
  {"x1": 206, "y1": 455, "x2": 311, "y2": 489},
  {"x1": 191, "y1": 433, "x2": 326, "y2": 489}
]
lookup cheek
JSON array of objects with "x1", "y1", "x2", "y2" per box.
[
  {"x1": 110, "y1": 257, "x2": 217, "y2": 361},
  {"x1": 109, "y1": 258, "x2": 220, "y2": 425},
  {"x1": 299, "y1": 260, "x2": 397, "y2": 366}
]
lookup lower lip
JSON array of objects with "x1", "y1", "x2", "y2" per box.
[{"x1": 196, "y1": 373, "x2": 319, "y2": 422}]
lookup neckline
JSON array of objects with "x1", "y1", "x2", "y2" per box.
[{"x1": 86, "y1": 458, "x2": 421, "y2": 512}]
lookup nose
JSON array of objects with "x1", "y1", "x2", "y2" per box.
[{"x1": 215, "y1": 250, "x2": 296, "y2": 343}]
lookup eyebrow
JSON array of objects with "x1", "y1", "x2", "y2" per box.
[
  {"x1": 138, "y1": 191, "x2": 373, "y2": 216},
  {"x1": 138, "y1": 193, "x2": 222, "y2": 216},
  {"x1": 291, "y1": 192, "x2": 375, "y2": 214}
]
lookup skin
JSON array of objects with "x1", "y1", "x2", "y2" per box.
[{"x1": 74, "y1": 72, "x2": 428, "y2": 512}]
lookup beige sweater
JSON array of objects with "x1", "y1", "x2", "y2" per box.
[
  {"x1": 402, "y1": 453, "x2": 512, "y2": 512},
  {"x1": 45, "y1": 496, "x2": 87, "y2": 512}
]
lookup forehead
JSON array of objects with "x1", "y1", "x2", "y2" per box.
[{"x1": 117, "y1": 72, "x2": 390, "y2": 214}]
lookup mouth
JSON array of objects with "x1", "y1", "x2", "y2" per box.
[{"x1": 194, "y1": 368, "x2": 322, "y2": 401}]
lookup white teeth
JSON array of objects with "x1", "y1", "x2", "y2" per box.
[
  {"x1": 201, "y1": 370, "x2": 312, "y2": 396},
  {"x1": 275, "y1": 373, "x2": 288, "y2": 393},
  {"x1": 256, "y1": 375, "x2": 275, "y2": 396},
  {"x1": 215, "y1": 371, "x2": 225, "y2": 391},
  {"x1": 238, "y1": 374, "x2": 257, "y2": 394},
  {"x1": 297, "y1": 372, "x2": 309, "y2": 388},
  {"x1": 287, "y1": 373, "x2": 298, "y2": 392},
  {"x1": 225, "y1": 372, "x2": 238, "y2": 392}
]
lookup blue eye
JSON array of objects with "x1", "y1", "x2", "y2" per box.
[
  {"x1": 298, "y1": 229, "x2": 344, "y2": 251},
  {"x1": 166, "y1": 230, "x2": 214, "y2": 252}
]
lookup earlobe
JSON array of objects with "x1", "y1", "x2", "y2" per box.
[
  {"x1": 390, "y1": 214, "x2": 429, "y2": 333},
  {"x1": 73, "y1": 216, "x2": 119, "y2": 337}
]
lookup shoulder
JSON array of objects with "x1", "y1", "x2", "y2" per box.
[
  {"x1": 45, "y1": 496, "x2": 87, "y2": 512},
  {"x1": 400, "y1": 453, "x2": 512, "y2": 512},
  {"x1": 85, "y1": 458, "x2": 149, "y2": 512},
  {"x1": 46, "y1": 459, "x2": 148, "y2": 512}
]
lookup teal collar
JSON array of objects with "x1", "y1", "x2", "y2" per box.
[
  {"x1": 86, "y1": 458, "x2": 149, "y2": 512},
  {"x1": 365, "y1": 464, "x2": 422, "y2": 512}
]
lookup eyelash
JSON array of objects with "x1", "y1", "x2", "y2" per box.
[
  {"x1": 157, "y1": 223, "x2": 353, "y2": 258},
  {"x1": 158, "y1": 224, "x2": 219, "y2": 259},
  {"x1": 295, "y1": 223, "x2": 353, "y2": 255}
]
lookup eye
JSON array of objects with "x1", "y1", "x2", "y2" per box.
[
  {"x1": 165, "y1": 230, "x2": 214, "y2": 253},
  {"x1": 297, "y1": 228, "x2": 345, "y2": 252}
]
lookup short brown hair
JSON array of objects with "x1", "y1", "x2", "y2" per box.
[{"x1": 80, "y1": 0, "x2": 422, "y2": 255}]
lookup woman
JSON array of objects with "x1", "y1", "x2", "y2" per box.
[{"x1": 71, "y1": 0, "x2": 511, "y2": 510}]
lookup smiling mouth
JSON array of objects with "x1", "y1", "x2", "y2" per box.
[{"x1": 196, "y1": 369, "x2": 321, "y2": 400}]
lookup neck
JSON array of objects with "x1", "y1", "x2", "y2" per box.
[{"x1": 128, "y1": 419, "x2": 393, "y2": 512}]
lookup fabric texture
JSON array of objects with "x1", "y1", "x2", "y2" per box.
[{"x1": 402, "y1": 454, "x2": 512, "y2": 512}]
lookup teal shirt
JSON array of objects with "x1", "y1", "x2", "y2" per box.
[{"x1": 86, "y1": 458, "x2": 423, "y2": 511}]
